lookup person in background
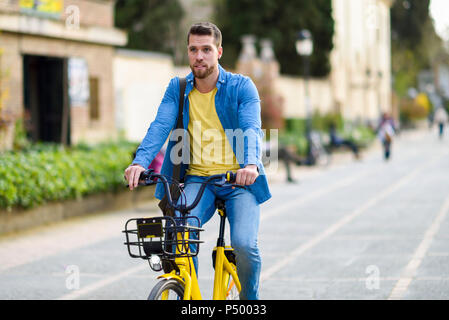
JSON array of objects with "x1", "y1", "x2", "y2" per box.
[
  {"x1": 433, "y1": 107, "x2": 448, "y2": 139},
  {"x1": 376, "y1": 113, "x2": 396, "y2": 160},
  {"x1": 262, "y1": 140, "x2": 306, "y2": 183},
  {"x1": 328, "y1": 123, "x2": 360, "y2": 159}
]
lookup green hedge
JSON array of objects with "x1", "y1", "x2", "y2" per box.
[{"x1": 0, "y1": 141, "x2": 138, "y2": 210}]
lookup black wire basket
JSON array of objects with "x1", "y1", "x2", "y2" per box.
[{"x1": 123, "y1": 216, "x2": 203, "y2": 259}]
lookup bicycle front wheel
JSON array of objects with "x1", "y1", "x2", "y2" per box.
[{"x1": 148, "y1": 279, "x2": 184, "y2": 300}]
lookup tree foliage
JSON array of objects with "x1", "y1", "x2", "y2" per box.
[
  {"x1": 391, "y1": 0, "x2": 443, "y2": 96},
  {"x1": 391, "y1": 0, "x2": 432, "y2": 49},
  {"x1": 214, "y1": 0, "x2": 334, "y2": 77},
  {"x1": 114, "y1": 0, "x2": 184, "y2": 58}
]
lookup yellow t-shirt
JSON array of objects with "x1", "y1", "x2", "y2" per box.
[{"x1": 186, "y1": 87, "x2": 241, "y2": 176}]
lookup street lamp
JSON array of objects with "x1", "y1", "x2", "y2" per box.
[
  {"x1": 296, "y1": 30, "x2": 314, "y2": 164},
  {"x1": 296, "y1": 30, "x2": 313, "y2": 57}
]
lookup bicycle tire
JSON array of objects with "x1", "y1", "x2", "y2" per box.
[{"x1": 148, "y1": 279, "x2": 185, "y2": 300}]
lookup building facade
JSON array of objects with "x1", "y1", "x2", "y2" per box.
[
  {"x1": 0, "y1": 0, "x2": 126, "y2": 150},
  {"x1": 114, "y1": 49, "x2": 174, "y2": 142},
  {"x1": 330, "y1": 0, "x2": 394, "y2": 122}
]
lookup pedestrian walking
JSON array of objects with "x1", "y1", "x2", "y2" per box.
[
  {"x1": 262, "y1": 141, "x2": 305, "y2": 183},
  {"x1": 433, "y1": 107, "x2": 448, "y2": 139},
  {"x1": 376, "y1": 113, "x2": 396, "y2": 160}
]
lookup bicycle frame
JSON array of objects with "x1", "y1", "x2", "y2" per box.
[
  {"x1": 156, "y1": 207, "x2": 241, "y2": 300},
  {"x1": 157, "y1": 227, "x2": 202, "y2": 300},
  {"x1": 125, "y1": 170, "x2": 243, "y2": 300},
  {"x1": 212, "y1": 207, "x2": 241, "y2": 299}
]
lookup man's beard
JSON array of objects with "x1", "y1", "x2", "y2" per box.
[{"x1": 190, "y1": 63, "x2": 215, "y2": 79}]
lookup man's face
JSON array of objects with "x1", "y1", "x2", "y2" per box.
[{"x1": 188, "y1": 34, "x2": 222, "y2": 79}]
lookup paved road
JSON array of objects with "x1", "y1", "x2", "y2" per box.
[{"x1": 1, "y1": 128, "x2": 448, "y2": 300}]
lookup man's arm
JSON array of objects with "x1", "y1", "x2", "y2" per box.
[{"x1": 236, "y1": 77, "x2": 262, "y2": 185}]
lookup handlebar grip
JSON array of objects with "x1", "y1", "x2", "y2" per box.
[
  {"x1": 140, "y1": 169, "x2": 154, "y2": 180},
  {"x1": 226, "y1": 171, "x2": 236, "y2": 183}
]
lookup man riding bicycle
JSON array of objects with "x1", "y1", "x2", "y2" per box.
[{"x1": 124, "y1": 22, "x2": 271, "y2": 300}]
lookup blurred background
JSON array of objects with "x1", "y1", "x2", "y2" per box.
[{"x1": 0, "y1": 0, "x2": 447, "y2": 223}]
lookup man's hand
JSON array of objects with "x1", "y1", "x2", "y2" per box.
[
  {"x1": 124, "y1": 164, "x2": 146, "y2": 190},
  {"x1": 236, "y1": 164, "x2": 259, "y2": 186}
]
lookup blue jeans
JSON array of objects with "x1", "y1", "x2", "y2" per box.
[{"x1": 176, "y1": 175, "x2": 261, "y2": 300}]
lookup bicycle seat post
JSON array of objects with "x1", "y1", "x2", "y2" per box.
[{"x1": 215, "y1": 199, "x2": 227, "y2": 247}]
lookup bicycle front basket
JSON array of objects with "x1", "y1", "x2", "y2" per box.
[{"x1": 123, "y1": 216, "x2": 204, "y2": 259}]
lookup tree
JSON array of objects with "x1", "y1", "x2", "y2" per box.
[
  {"x1": 114, "y1": 0, "x2": 184, "y2": 61},
  {"x1": 214, "y1": 0, "x2": 334, "y2": 77},
  {"x1": 391, "y1": 0, "x2": 443, "y2": 97},
  {"x1": 391, "y1": 0, "x2": 432, "y2": 50}
]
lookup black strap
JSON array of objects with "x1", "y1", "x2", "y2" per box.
[{"x1": 172, "y1": 77, "x2": 187, "y2": 183}]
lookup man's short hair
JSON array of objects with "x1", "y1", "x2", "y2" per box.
[{"x1": 187, "y1": 22, "x2": 222, "y2": 48}]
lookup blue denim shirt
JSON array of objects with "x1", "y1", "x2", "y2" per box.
[{"x1": 133, "y1": 65, "x2": 271, "y2": 204}]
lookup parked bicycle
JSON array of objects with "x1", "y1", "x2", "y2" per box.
[{"x1": 123, "y1": 169, "x2": 243, "y2": 300}]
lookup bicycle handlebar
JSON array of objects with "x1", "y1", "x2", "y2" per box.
[{"x1": 136, "y1": 169, "x2": 242, "y2": 214}]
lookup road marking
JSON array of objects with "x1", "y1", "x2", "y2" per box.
[
  {"x1": 260, "y1": 153, "x2": 445, "y2": 282},
  {"x1": 388, "y1": 192, "x2": 449, "y2": 300}
]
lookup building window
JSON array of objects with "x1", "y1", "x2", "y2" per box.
[{"x1": 89, "y1": 77, "x2": 99, "y2": 120}]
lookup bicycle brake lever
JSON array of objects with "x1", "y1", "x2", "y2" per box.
[
  {"x1": 141, "y1": 178, "x2": 157, "y2": 186},
  {"x1": 213, "y1": 182, "x2": 246, "y2": 190},
  {"x1": 125, "y1": 178, "x2": 156, "y2": 188}
]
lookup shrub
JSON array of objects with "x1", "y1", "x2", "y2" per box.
[
  {"x1": 0, "y1": 140, "x2": 138, "y2": 210},
  {"x1": 279, "y1": 131, "x2": 309, "y2": 156},
  {"x1": 339, "y1": 124, "x2": 376, "y2": 147},
  {"x1": 281, "y1": 113, "x2": 375, "y2": 156},
  {"x1": 400, "y1": 98, "x2": 429, "y2": 124}
]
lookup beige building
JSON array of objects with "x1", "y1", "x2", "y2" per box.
[
  {"x1": 0, "y1": 0, "x2": 126, "y2": 150},
  {"x1": 114, "y1": 49, "x2": 174, "y2": 142},
  {"x1": 330, "y1": 0, "x2": 394, "y2": 122},
  {"x1": 278, "y1": 0, "x2": 394, "y2": 123}
]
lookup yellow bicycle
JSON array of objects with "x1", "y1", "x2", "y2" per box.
[{"x1": 123, "y1": 170, "x2": 242, "y2": 300}]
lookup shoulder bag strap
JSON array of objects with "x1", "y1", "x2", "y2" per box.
[{"x1": 172, "y1": 77, "x2": 187, "y2": 183}]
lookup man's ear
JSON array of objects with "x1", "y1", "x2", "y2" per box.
[{"x1": 218, "y1": 46, "x2": 223, "y2": 59}]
